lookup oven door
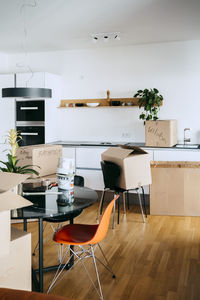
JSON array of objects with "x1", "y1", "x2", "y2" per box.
[
  {"x1": 16, "y1": 100, "x2": 45, "y2": 122},
  {"x1": 16, "y1": 125, "x2": 45, "y2": 146}
]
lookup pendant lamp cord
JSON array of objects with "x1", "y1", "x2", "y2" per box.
[{"x1": 16, "y1": 0, "x2": 37, "y2": 87}]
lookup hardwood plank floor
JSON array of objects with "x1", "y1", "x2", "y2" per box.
[{"x1": 13, "y1": 200, "x2": 200, "y2": 300}]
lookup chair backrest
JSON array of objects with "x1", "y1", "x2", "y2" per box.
[
  {"x1": 101, "y1": 161, "x2": 121, "y2": 189},
  {"x1": 89, "y1": 195, "x2": 119, "y2": 244},
  {"x1": 74, "y1": 175, "x2": 84, "y2": 187}
]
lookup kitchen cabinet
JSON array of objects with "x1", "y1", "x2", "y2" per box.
[
  {"x1": 76, "y1": 147, "x2": 108, "y2": 169},
  {"x1": 62, "y1": 147, "x2": 76, "y2": 160},
  {"x1": 153, "y1": 149, "x2": 200, "y2": 161},
  {"x1": 76, "y1": 169, "x2": 104, "y2": 190},
  {"x1": 58, "y1": 143, "x2": 200, "y2": 192},
  {"x1": 0, "y1": 74, "x2": 15, "y2": 143},
  {"x1": 75, "y1": 146, "x2": 108, "y2": 190},
  {"x1": 141, "y1": 148, "x2": 154, "y2": 161}
]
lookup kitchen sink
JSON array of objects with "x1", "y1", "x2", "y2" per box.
[{"x1": 175, "y1": 144, "x2": 200, "y2": 149}]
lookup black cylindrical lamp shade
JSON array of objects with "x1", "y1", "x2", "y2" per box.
[{"x1": 2, "y1": 87, "x2": 52, "y2": 98}]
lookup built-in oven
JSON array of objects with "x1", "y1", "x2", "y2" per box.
[
  {"x1": 16, "y1": 122, "x2": 45, "y2": 146},
  {"x1": 16, "y1": 100, "x2": 45, "y2": 122},
  {"x1": 16, "y1": 100, "x2": 45, "y2": 146}
]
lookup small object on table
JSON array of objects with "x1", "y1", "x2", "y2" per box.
[
  {"x1": 111, "y1": 101, "x2": 121, "y2": 106},
  {"x1": 48, "y1": 182, "x2": 58, "y2": 189},
  {"x1": 41, "y1": 179, "x2": 51, "y2": 187}
]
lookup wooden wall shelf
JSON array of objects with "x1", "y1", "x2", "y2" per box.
[{"x1": 58, "y1": 90, "x2": 139, "y2": 108}]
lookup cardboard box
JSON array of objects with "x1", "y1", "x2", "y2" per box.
[
  {"x1": 145, "y1": 120, "x2": 177, "y2": 147},
  {"x1": 0, "y1": 172, "x2": 32, "y2": 290},
  {"x1": 0, "y1": 227, "x2": 31, "y2": 291},
  {"x1": 101, "y1": 145, "x2": 152, "y2": 190},
  {"x1": 150, "y1": 161, "x2": 200, "y2": 216},
  {"x1": 16, "y1": 144, "x2": 62, "y2": 177}
]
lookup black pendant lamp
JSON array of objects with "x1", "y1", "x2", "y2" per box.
[
  {"x1": 2, "y1": 73, "x2": 52, "y2": 99},
  {"x1": 2, "y1": 87, "x2": 52, "y2": 99}
]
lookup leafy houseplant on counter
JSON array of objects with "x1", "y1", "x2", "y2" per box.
[
  {"x1": 134, "y1": 88, "x2": 163, "y2": 122},
  {"x1": 134, "y1": 88, "x2": 177, "y2": 147},
  {"x1": 0, "y1": 129, "x2": 39, "y2": 176}
]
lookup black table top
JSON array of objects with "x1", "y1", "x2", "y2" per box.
[{"x1": 11, "y1": 186, "x2": 98, "y2": 220}]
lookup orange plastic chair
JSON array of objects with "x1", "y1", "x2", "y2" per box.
[{"x1": 47, "y1": 195, "x2": 119, "y2": 300}]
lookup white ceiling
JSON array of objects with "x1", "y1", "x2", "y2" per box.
[{"x1": 0, "y1": 0, "x2": 200, "y2": 53}]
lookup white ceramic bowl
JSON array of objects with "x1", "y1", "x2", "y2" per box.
[{"x1": 86, "y1": 103, "x2": 100, "y2": 107}]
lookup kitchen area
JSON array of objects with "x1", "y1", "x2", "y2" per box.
[{"x1": 1, "y1": 69, "x2": 200, "y2": 216}]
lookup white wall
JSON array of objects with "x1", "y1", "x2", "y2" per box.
[
  {"x1": 7, "y1": 40, "x2": 200, "y2": 143},
  {"x1": 0, "y1": 53, "x2": 9, "y2": 73}
]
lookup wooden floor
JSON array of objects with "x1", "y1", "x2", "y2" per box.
[{"x1": 13, "y1": 199, "x2": 200, "y2": 300}]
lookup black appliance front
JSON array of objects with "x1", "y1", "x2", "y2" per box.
[
  {"x1": 16, "y1": 100, "x2": 45, "y2": 122},
  {"x1": 16, "y1": 126, "x2": 45, "y2": 146}
]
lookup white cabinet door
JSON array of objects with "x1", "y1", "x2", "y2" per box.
[
  {"x1": 0, "y1": 74, "x2": 15, "y2": 143},
  {"x1": 154, "y1": 149, "x2": 200, "y2": 161},
  {"x1": 76, "y1": 169, "x2": 104, "y2": 190},
  {"x1": 142, "y1": 148, "x2": 154, "y2": 161},
  {"x1": 16, "y1": 72, "x2": 45, "y2": 88},
  {"x1": 76, "y1": 147, "x2": 108, "y2": 169},
  {"x1": 62, "y1": 147, "x2": 76, "y2": 159}
]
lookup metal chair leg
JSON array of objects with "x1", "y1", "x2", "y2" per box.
[
  {"x1": 117, "y1": 195, "x2": 120, "y2": 224},
  {"x1": 122, "y1": 191, "x2": 126, "y2": 214},
  {"x1": 90, "y1": 246, "x2": 104, "y2": 300},
  {"x1": 127, "y1": 190, "x2": 130, "y2": 210},
  {"x1": 141, "y1": 186, "x2": 147, "y2": 218},
  {"x1": 112, "y1": 193, "x2": 117, "y2": 229},
  {"x1": 97, "y1": 189, "x2": 106, "y2": 221},
  {"x1": 100, "y1": 189, "x2": 106, "y2": 215},
  {"x1": 136, "y1": 189, "x2": 145, "y2": 223},
  {"x1": 97, "y1": 244, "x2": 116, "y2": 278}
]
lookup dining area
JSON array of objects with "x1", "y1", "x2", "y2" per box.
[
  {"x1": 1, "y1": 142, "x2": 200, "y2": 300},
  {"x1": 0, "y1": 142, "x2": 150, "y2": 300}
]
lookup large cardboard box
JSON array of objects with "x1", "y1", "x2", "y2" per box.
[
  {"x1": 150, "y1": 161, "x2": 200, "y2": 216},
  {"x1": 0, "y1": 172, "x2": 32, "y2": 290},
  {"x1": 0, "y1": 228, "x2": 31, "y2": 291},
  {"x1": 145, "y1": 120, "x2": 177, "y2": 147},
  {"x1": 16, "y1": 144, "x2": 62, "y2": 177},
  {"x1": 101, "y1": 145, "x2": 152, "y2": 190}
]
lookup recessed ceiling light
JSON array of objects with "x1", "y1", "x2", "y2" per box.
[{"x1": 91, "y1": 32, "x2": 120, "y2": 43}]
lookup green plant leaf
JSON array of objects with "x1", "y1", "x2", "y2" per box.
[
  {"x1": 139, "y1": 113, "x2": 145, "y2": 120},
  {"x1": 19, "y1": 169, "x2": 39, "y2": 175}
]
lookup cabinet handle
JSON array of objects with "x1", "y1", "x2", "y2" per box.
[
  {"x1": 20, "y1": 107, "x2": 39, "y2": 110},
  {"x1": 21, "y1": 132, "x2": 39, "y2": 136}
]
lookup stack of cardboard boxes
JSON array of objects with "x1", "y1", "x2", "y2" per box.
[{"x1": 0, "y1": 173, "x2": 32, "y2": 290}]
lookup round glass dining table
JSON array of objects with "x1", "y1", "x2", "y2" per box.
[{"x1": 11, "y1": 186, "x2": 98, "y2": 293}]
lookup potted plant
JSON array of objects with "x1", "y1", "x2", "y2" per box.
[
  {"x1": 0, "y1": 129, "x2": 39, "y2": 176},
  {"x1": 134, "y1": 88, "x2": 176, "y2": 147},
  {"x1": 134, "y1": 88, "x2": 163, "y2": 122}
]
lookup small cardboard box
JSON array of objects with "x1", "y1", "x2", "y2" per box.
[
  {"x1": 16, "y1": 144, "x2": 62, "y2": 178},
  {"x1": 0, "y1": 172, "x2": 31, "y2": 259},
  {"x1": 101, "y1": 145, "x2": 152, "y2": 190},
  {"x1": 145, "y1": 120, "x2": 177, "y2": 147}
]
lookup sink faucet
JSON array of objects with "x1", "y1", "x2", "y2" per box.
[{"x1": 184, "y1": 128, "x2": 190, "y2": 144}]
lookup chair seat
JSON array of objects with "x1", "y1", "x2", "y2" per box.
[{"x1": 54, "y1": 224, "x2": 98, "y2": 245}]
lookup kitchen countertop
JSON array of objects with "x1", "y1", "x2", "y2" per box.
[{"x1": 51, "y1": 141, "x2": 200, "y2": 150}]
